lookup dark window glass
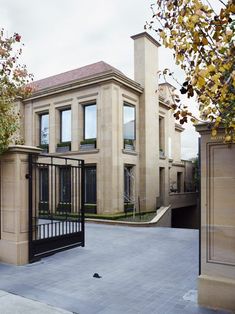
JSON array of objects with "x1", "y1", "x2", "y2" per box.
[
  {"x1": 123, "y1": 105, "x2": 135, "y2": 140},
  {"x1": 61, "y1": 109, "x2": 71, "y2": 142},
  {"x1": 40, "y1": 114, "x2": 49, "y2": 145},
  {"x1": 124, "y1": 166, "x2": 132, "y2": 202},
  {"x1": 59, "y1": 167, "x2": 71, "y2": 203},
  {"x1": 39, "y1": 167, "x2": 49, "y2": 202},
  {"x1": 177, "y1": 172, "x2": 183, "y2": 193},
  {"x1": 85, "y1": 166, "x2": 96, "y2": 204},
  {"x1": 84, "y1": 104, "x2": 96, "y2": 139},
  {"x1": 39, "y1": 166, "x2": 49, "y2": 211}
]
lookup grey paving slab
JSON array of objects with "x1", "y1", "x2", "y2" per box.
[
  {"x1": 0, "y1": 290, "x2": 72, "y2": 314},
  {"x1": 0, "y1": 224, "x2": 232, "y2": 314}
]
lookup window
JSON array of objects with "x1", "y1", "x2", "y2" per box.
[
  {"x1": 84, "y1": 104, "x2": 96, "y2": 140},
  {"x1": 124, "y1": 166, "x2": 134, "y2": 202},
  {"x1": 39, "y1": 166, "x2": 49, "y2": 211},
  {"x1": 39, "y1": 113, "x2": 49, "y2": 145},
  {"x1": 85, "y1": 166, "x2": 96, "y2": 204},
  {"x1": 123, "y1": 104, "x2": 135, "y2": 140},
  {"x1": 60, "y1": 109, "x2": 71, "y2": 142},
  {"x1": 59, "y1": 166, "x2": 71, "y2": 207},
  {"x1": 177, "y1": 172, "x2": 183, "y2": 193},
  {"x1": 124, "y1": 165, "x2": 135, "y2": 212},
  {"x1": 159, "y1": 116, "x2": 165, "y2": 155}
]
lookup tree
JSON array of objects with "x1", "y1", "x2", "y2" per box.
[
  {"x1": 146, "y1": 0, "x2": 235, "y2": 141},
  {"x1": 0, "y1": 28, "x2": 33, "y2": 153}
]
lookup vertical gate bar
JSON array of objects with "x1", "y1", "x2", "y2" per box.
[
  {"x1": 51, "y1": 160, "x2": 53, "y2": 222},
  {"x1": 78, "y1": 165, "x2": 79, "y2": 228},
  {"x1": 78, "y1": 162, "x2": 81, "y2": 232},
  {"x1": 54, "y1": 162, "x2": 57, "y2": 224},
  {"x1": 81, "y1": 160, "x2": 85, "y2": 246},
  {"x1": 198, "y1": 137, "x2": 201, "y2": 275},
  {"x1": 34, "y1": 158, "x2": 37, "y2": 240},
  {"x1": 77, "y1": 166, "x2": 79, "y2": 229},
  {"x1": 75, "y1": 166, "x2": 77, "y2": 227},
  {"x1": 66, "y1": 164, "x2": 68, "y2": 229},
  {"x1": 71, "y1": 166, "x2": 73, "y2": 219},
  {"x1": 28, "y1": 153, "x2": 33, "y2": 262}
]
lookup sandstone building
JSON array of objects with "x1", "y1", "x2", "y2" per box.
[{"x1": 18, "y1": 32, "x2": 196, "y2": 217}]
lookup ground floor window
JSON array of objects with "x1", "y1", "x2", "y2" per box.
[
  {"x1": 84, "y1": 166, "x2": 97, "y2": 213},
  {"x1": 39, "y1": 166, "x2": 49, "y2": 211},
  {"x1": 177, "y1": 172, "x2": 183, "y2": 193},
  {"x1": 58, "y1": 166, "x2": 71, "y2": 212},
  {"x1": 124, "y1": 165, "x2": 135, "y2": 212}
]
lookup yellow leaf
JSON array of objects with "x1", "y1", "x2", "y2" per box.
[
  {"x1": 208, "y1": 64, "x2": 215, "y2": 72},
  {"x1": 202, "y1": 37, "x2": 208, "y2": 45},
  {"x1": 229, "y1": 4, "x2": 235, "y2": 14},
  {"x1": 212, "y1": 129, "x2": 217, "y2": 137},
  {"x1": 197, "y1": 76, "x2": 205, "y2": 88},
  {"x1": 225, "y1": 134, "x2": 232, "y2": 142}
]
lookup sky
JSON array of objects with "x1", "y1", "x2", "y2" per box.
[{"x1": 0, "y1": 0, "x2": 206, "y2": 159}]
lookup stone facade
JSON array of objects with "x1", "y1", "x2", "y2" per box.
[
  {"x1": 196, "y1": 125, "x2": 235, "y2": 312},
  {"x1": 18, "y1": 32, "x2": 196, "y2": 215},
  {"x1": 0, "y1": 146, "x2": 41, "y2": 265}
]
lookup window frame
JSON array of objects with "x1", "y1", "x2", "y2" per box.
[
  {"x1": 83, "y1": 103, "x2": 97, "y2": 140},
  {"x1": 123, "y1": 103, "x2": 136, "y2": 141},
  {"x1": 60, "y1": 108, "x2": 71, "y2": 143},
  {"x1": 39, "y1": 166, "x2": 49, "y2": 203},
  {"x1": 84, "y1": 165, "x2": 97, "y2": 204},
  {"x1": 39, "y1": 112, "x2": 49, "y2": 145},
  {"x1": 59, "y1": 165, "x2": 71, "y2": 204}
]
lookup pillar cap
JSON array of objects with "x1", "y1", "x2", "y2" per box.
[
  {"x1": 7, "y1": 145, "x2": 42, "y2": 154},
  {"x1": 131, "y1": 32, "x2": 161, "y2": 47}
]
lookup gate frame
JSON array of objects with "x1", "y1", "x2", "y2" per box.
[{"x1": 28, "y1": 153, "x2": 85, "y2": 263}]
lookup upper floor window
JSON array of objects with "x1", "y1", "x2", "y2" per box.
[
  {"x1": 60, "y1": 108, "x2": 71, "y2": 142},
  {"x1": 40, "y1": 113, "x2": 49, "y2": 145},
  {"x1": 123, "y1": 104, "x2": 135, "y2": 140},
  {"x1": 84, "y1": 104, "x2": 96, "y2": 140},
  {"x1": 159, "y1": 116, "x2": 165, "y2": 156}
]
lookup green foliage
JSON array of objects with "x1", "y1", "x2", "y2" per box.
[
  {"x1": 57, "y1": 141, "x2": 71, "y2": 148},
  {"x1": 80, "y1": 138, "x2": 96, "y2": 145},
  {"x1": 147, "y1": 0, "x2": 235, "y2": 141},
  {"x1": 124, "y1": 139, "x2": 134, "y2": 146},
  {"x1": 38, "y1": 144, "x2": 49, "y2": 150},
  {"x1": 0, "y1": 28, "x2": 33, "y2": 153}
]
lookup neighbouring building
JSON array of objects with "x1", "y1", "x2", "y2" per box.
[{"x1": 17, "y1": 32, "x2": 196, "y2": 217}]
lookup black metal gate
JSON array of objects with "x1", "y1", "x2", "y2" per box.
[{"x1": 28, "y1": 154, "x2": 85, "y2": 263}]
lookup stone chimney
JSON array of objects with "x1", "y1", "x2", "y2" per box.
[
  {"x1": 131, "y1": 32, "x2": 160, "y2": 87},
  {"x1": 131, "y1": 32, "x2": 161, "y2": 211}
]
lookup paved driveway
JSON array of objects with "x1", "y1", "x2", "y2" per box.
[{"x1": 0, "y1": 224, "x2": 229, "y2": 314}]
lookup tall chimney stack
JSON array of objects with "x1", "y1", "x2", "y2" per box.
[{"x1": 131, "y1": 32, "x2": 160, "y2": 211}]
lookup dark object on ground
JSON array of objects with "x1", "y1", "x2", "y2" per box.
[{"x1": 93, "y1": 273, "x2": 102, "y2": 278}]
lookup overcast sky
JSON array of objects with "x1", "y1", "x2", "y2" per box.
[{"x1": 0, "y1": 0, "x2": 204, "y2": 159}]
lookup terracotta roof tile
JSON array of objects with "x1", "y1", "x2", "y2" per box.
[{"x1": 32, "y1": 61, "x2": 126, "y2": 92}]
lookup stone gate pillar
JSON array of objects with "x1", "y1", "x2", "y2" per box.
[
  {"x1": 0, "y1": 145, "x2": 41, "y2": 265},
  {"x1": 196, "y1": 125, "x2": 235, "y2": 312}
]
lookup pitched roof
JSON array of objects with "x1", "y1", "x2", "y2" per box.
[{"x1": 32, "y1": 61, "x2": 126, "y2": 92}]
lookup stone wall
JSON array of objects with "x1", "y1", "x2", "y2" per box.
[
  {"x1": 0, "y1": 146, "x2": 41, "y2": 265},
  {"x1": 196, "y1": 125, "x2": 235, "y2": 312}
]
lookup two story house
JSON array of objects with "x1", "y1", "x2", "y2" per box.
[{"x1": 18, "y1": 32, "x2": 196, "y2": 216}]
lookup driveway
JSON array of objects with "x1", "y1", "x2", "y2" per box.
[{"x1": 0, "y1": 224, "x2": 229, "y2": 314}]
